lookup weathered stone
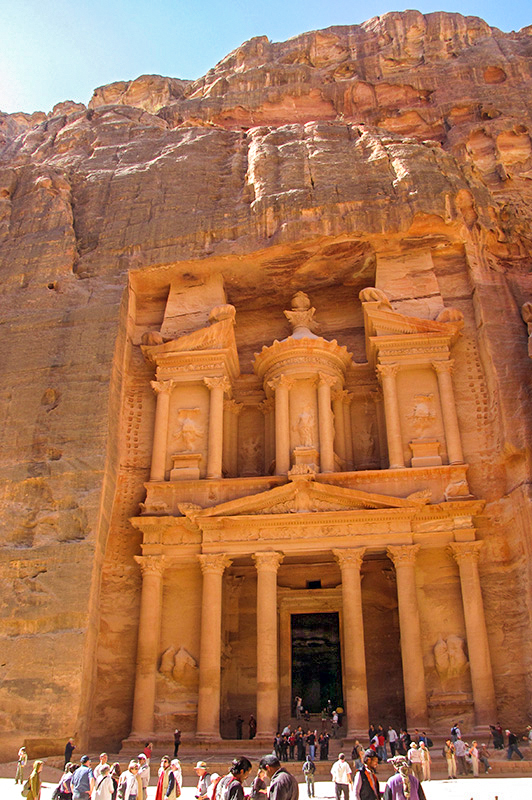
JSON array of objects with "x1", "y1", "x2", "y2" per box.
[{"x1": 1, "y1": 10, "x2": 532, "y2": 759}]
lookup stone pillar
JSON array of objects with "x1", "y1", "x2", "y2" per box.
[
  {"x1": 204, "y1": 377, "x2": 230, "y2": 479},
  {"x1": 223, "y1": 399, "x2": 242, "y2": 477},
  {"x1": 371, "y1": 388, "x2": 388, "y2": 469},
  {"x1": 253, "y1": 551, "x2": 284, "y2": 737},
  {"x1": 196, "y1": 553, "x2": 232, "y2": 739},
  {"x1": 343, "y1": 391, "x2": 355, "y2": 470},
  {"x1": 449, "y1": 542, "x2": 497, "y2": 729},
  {"x1": 268, "y1": 376, "x2": 292, "y2": 475},
  {"x1": 333, "y1": 548, "x2": 369, "y2": 738},
  {"x1": 377, "y1": 364, "x2": 405, "y2": 469},
  {"x1": 149, "y1": 380, "x2": 173, "y2": 481},
  {"x1": 317, "y1": 373, "x2": 336, "y2": 473},
  {"x1": 332, "y1": 389, "x2": 347, "y2": 466},
  {"x1": 131, "y1": 555, "x2": 165, "y2": 735},
  {"x1": 387, "y1": 545, "x2": 429, "y2": 728},
  {"x1": 259, "y1": 398, "x2": 275, "y2": 475},
  {"x1": 433, "y1": 360, "x2": 464, "y2": 464}
]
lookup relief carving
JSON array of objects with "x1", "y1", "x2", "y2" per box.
[
  {"x1": 174, "y1": 408, "x2": 204, "y2": 452},
  {"x1": 408, "y1": 393, "x2": 436, "y2": 435},
  {"x1": 159, "y1": 646, "x2": 199, "y2": 687},
  {"x1": 434, "y1": 636, "x2": 469, "y2": 681},
  {"x1": 296, "y1": 408, "x2": 315, "y2": 447},
  {"x1": 240, "y1": 436, "x2": 262, "y2": 475}
]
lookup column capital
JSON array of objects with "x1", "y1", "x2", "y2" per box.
[
  {"x1": 317, "y1": 372, "x2": 338, "y2": 389},
  {"x1": 432, "y1": 359, "x2": 455, "y2": 375},
  {"x1": 204, "y1": 376, "x2": 231, "y2": 393},
  {"x1": 332, "y1": 388, "x2": 349, "y2": 403},
  {"x1": 150, "y1": 379, "x2": 174, "y2": 395},
  {"x1": 134, "y1": 554, "x2": 165, "y2": 577},
  {"x1": 253, "y1": 551, "x2": 284, "y2": 571},
  {"x1": 268, "y1": 375, "x2": 293, "y2": 393},
  {"x1": 448, "y1": 540, "x2": 482, "y2": 564},
  {"x1": 387, "y1": 544, "x2": 420, "y2": 567},
  {"x1": 333, "y1": 547, "x2": 366, "y2": 570},
  {"x1": 370, "y1": 387, "x2": 383, "y2": 404},
  {"x1": 198, "y1": 553, "x2": 232, "y2": 575},
  {"x1": 224, "y1": 398, "x2": 243, "y2": 415},
  {"x1": 377, "y1": 363, "x2": 400, "y2": 381},
  {"x1": 259, "y1": 397, "x2": 275, "y2": 415}
]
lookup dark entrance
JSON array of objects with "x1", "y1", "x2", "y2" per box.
[{"x1": 291, "y1": 612, "x2": 343, "y2": 713}]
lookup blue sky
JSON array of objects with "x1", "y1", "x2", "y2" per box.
[{"x1": 1, "y1": 0, "x2": 530, "y2": 115}]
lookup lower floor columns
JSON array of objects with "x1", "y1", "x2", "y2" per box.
[{"x1": 253, "y1": 551, "x2": 284, "y2": 737}]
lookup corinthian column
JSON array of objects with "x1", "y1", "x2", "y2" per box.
[
  {"x1": 343, "y1": 391, "x2": 355, "y2": 470},
  {"x1": 433, "y1": 361, "x2": 464, "y2": 464},
  {"x1": 332, "y1": 389, "x2": 347, "y2": 466},
  {"x1": 150, "y1": 381, "x2": 173, "y2": 481},
  {"x1": 387, "y1": 545, "x2": 428, "y2": 728},
  {"x1": 259, "y1": 398, "x2": 275, "y2": 475},
  {"x1": 253, "y1": 551, "x2": 284, "y2": 737},
  {"x1": 196, "y1": 553, "x2": 232, "y2": 739},
  {"x1": 131, "y1": 555, "x2": 165, "y2": 735},
  {"x1": 204, "y1": 377, "x2": 230, "y2": 479},
  {"x1": 377, "y1": 365, "x2": 405, "y2": 469},
  {"x1": 449, "y1": 542, "x2": 497, "y2": 729},
  {"x1": 333, "y1": 548, "x2": 369, "y2": 737},
  {"x1": 268, "y1": 376, "x2": 292, "y2": 475},
  {"x1": 318, "y1": 373, "x2": 336, "y2": 473},
  {"x1": 223, "y1": 399, "x2": 242, "y2": 477}
]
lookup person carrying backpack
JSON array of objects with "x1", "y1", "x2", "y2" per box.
[{"x1": 302, "y1": 756, "x2": 316, "y2": 798}]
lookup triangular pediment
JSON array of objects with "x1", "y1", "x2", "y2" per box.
[{"x1": 180, "y1": 476, "x2": 430, "y2": 520}]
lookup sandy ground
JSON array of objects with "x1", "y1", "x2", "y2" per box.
[{"x1": 2, "y1": 777, "x2": 532, "y2": 800}]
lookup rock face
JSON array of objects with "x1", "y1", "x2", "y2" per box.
[{"x1": 1, "y1": 10, "x2": 532, "y2": 758}]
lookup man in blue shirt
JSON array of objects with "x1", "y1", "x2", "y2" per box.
[{"x1": 72, "y1": 755, "x2": 95, "y2": 799}]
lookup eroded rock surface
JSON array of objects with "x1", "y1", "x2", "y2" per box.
[{"x1": 1, "y1": 10, "x2": 532, "y2": 757}]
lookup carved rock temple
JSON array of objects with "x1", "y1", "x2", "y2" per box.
[{"x1": 2, "y1": 10, "x2": 532, "y2": 758}]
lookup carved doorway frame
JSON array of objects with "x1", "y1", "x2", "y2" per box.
[{"x1": 278, "y1": 587, "x2": 343, "y2": 722}]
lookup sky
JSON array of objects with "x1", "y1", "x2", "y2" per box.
[{"x1": 0, "y1": 0, "x2": 530, "y2": 115}]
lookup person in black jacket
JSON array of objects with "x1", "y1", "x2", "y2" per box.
[{"x1": 353, "y1": 750, "x2": 381, "y2": 800}]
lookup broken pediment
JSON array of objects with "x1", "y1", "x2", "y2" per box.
[{"x1": 181, "y1": 474, "x2": 430, "y2": 520}]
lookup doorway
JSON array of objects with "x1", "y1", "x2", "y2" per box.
[{"x1": 291, "y1": 612, "x2": 343, "y2": 713}]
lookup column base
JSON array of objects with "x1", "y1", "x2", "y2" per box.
[
  {"x1": 473, "y1": 724, "x2": 494, "y2": 738},
  {"x1": 195, "y1": 732, "x2": 223, "y2": 742}
]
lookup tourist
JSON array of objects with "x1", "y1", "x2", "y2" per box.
[
  {"x1": 173, "y1": 730, "x2": 181, "y2": 758},
  {"x1": 195, "y1": 760, "x2": 212, "y2": 800},
  {"x1": 249, "y1": 767, "x2": 268, "y2": 800},
  {"x1": 259, "y1": 754, "x2": 298, "y2": 800},
  {"x1": 288, "y1": 731, "x2": 296, "y2": 760},
  {"x1": 399, "y1": 730, "x2": 411, "y2": 755},
  {"x1": 319, "y1": 732, "x2": 330, "y2": 761},
  {"x1": 418, "y1": 742, "x2": 431, "y2": 781},
  {"x1": 295, "y1": 696, "x2": 303, "y2": 719},
  {"x1": 493, "y1": 723, "x2": 504, "y2": 749},
  {"x1": 72, "y1": 754, "x2": 95, "y2": 800},
  {"x1": 454, "y1": 737, "x2": 468, "y2": 774},
  {"x1": 109, "y1": 763, "x2": 121, "y2": 800},
  {"x1": 307, "y1": 730, "x2": 316, "y2": 760},
  {"x1": 25, "y1": 759, "x2": 44, "y2": 800},
  {"x1": 450, "y1": 723, "x2": 460, "y2": 743},
  {"x1": 506, "y1": 729, "x2": 525, "y2": 760},
  {"x1": 468, "y1": 741, "x2": 479, "y2": 776},
  {"x1": 208, "y1": 773, "x2": 221, "y2": 800},
  {"x1": 331, "y1": 711, "x2": 339, "y2": 738},
  {"x1": 479, "y1": 743, "x2": 492, "y2": 773},
  {"x1": 118, "y1": 760, "x2": 141, "y2": 800},
  {"x1": 216, "y1": 757, "x2": 253, "y2": 800},
  {"x1": 387, "y1": 727, "x2": 398, "y2": 757},
  {"x1": 368, "y1": 725, "x2": 376, "y2": 743},
  {"x1": 64, "y1": 739, "x2": 76, "y2": 769},
  {"x1": 138, "y1": 754, "x2": 151, "y2": 796},
  {"x1": 353, "y1": 749, "x2": 380, "y2": 800},
  {"x1": 15, "y1": 745, "x2": 28, "y2": 784},
  {"x1": 167, "y1": 759, "x2": 183, "y2": 797},
  {"x1": 296, "y1": 729, "x2": 306, "y2": 761},
  {"x1": 302, "y1": 754, "x2": 316, "y2": 797},
  {"x1": 155, "y1": 757, "x2": 171, "y2": 800},
  {"x1": 54, "y1": 762, "x2": 75, "y2": 799},
  {"x1": 376, "y1": 728, "x2": 386, "y2": 762},
  {"x1": 351, "y1": 741, "x2": 364, "y2": 770},
  {"x1": 235, "y1": 716, "x2": 243, "y2": 740},
  {"x1": 94, "y1": 764, "x2": 114, "y2": 800},
  {"x1": 406, "y1": 742, "x2": 422, "y2": 782},
  {"x1": 94, "y1": 754, "x2": 109, "y2": 781},
  {"x1": 442, "y1": 740, "x2": 456, "y2": 779},
  {"x1": 331, "y1": 751, "x2": 352, "y2": 800},
  {"x1": 383, "y1": 756, "x2": 425, "y2": 800},
  {"x1": 249, "y1": 714, "x2": 257, "y2": 739}
]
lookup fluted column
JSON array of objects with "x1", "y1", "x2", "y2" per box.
[
  {"x1": 268, "y1": 376, "x2": 292, "y2": 475},
  {"x1": 150, "y1": 380, "x2": 173, "y2": 481},
  {"x1": 204, "y1": 377, "x2": 230, "y2": 479},
  {"x1": 259, "y1": 398, "x2": 275, "y2": 475},
  {"x1": 387, "y1": 545, "x2": 428, "y2": 728},
  {"x1": 131, "y1": 555, "x2": 165, "y2": 735},
  {"x1": 333, "y1": 548, "x2": 369, "y2": 737},
  {"x1": 196, "y1": 553, "x2": 232, "y2": 739},
  {"x1": 318, "y1": 373, "x2": 336, "y2": 473},
  {"x1": 377, "y1": 364, "x2": 405, "y2": 469},
  {"x1": 433, "y1": 361, "x2": 464, "y2": 464},
  {"x1": 449, "y1": 542, "x2": 497, "y2": 729},
  {"x1": 332, "y1": 389, "x2": 347, "y2": 466},
  {"x1": 343, "y1": 391, "x2": 354, "y2": 470},
  {"x1": 253, "y1": 551, "x2": 284, "y2": 737}
]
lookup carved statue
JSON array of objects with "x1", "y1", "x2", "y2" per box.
[
  {"x1": 141, "y1": 330, "x2": 165, "y2": 346},
  {"x1": 434, "y1": 635, "x2": 469, "y2": 680},
  {"x1": 297, "y1": 408, "x2": 314, "y2": 447},
  {"x1": 358, "y1": 287, "x2": 392, "y2": 308},
  {"x1": 444, "y1": 476, "x2": 470, "y2": 500},
  {"x1": 436, "y1": 307, "x2": 464, "y2": 324},
  {"x1": 175, "y1": 408, "x2": 203, "y2": 452},
  {"x1": 408, "y1": 394, "x2": 436, "y2": 434},
  {"x1": 240, "y1": 437, "x2": 262, "y2": 474},
  {"x1": 159, "y1": 646, "x2": 199, "y2": 686},
  {"x1": 284, "y1": 292, "x2": 319, "y2": 337}
]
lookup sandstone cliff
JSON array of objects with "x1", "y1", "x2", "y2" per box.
[{"x1": 1, "y1": 10, "x2": 532, "y2": 757}]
